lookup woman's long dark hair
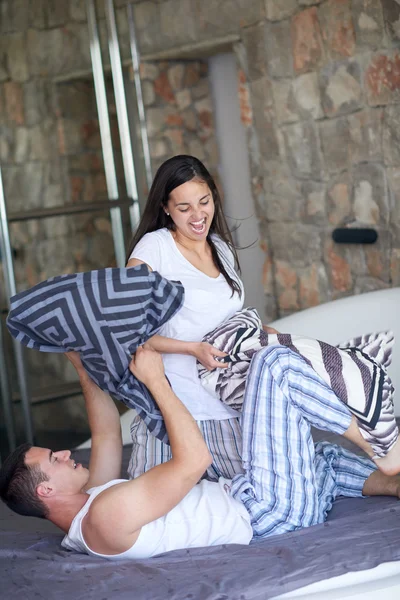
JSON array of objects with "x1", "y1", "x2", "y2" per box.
[{"x1": 126, "y1": 155, "x2": 242, "y2": 297}]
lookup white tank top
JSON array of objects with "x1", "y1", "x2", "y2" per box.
[
  {"x1": 130, "y1": 228, "x2": 244, "y2": 421},
  {"x1": 62, "y1": 478, "x2": 252, "y2": 560}
]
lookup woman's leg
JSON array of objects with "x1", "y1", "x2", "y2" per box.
[
  {"x1": 128, "y1": 414, "x2": 244, "y2": 481},
  {"x1": 313, "y1": 441, "x2": 376, "y2": 522},
  {"x1": 231, "y1": 345, "x2": 354, "y2": 538}
]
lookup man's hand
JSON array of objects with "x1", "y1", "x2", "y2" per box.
[
  {"x1": 191, "y1": 342, "x2": 228, "y2": 371},
  {"x1": 129, "y1": 346, "x2": 166, "y2": 388},
  {"x1": 65, "y1": 351, "x2": 85, "y2": 376}
]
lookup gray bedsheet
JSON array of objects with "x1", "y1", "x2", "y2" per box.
[{"x1": 1, "y1": 441, "x2": 400, "y2": 600}]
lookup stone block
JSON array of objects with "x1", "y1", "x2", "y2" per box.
[
  {"x1": 275, "y1": 259, "x2": 300, "y2": 312},
  {"x1": 0, "y1": 39, "x2": 8, "y2": 82},
  {"x1": 327, "y1": 175, "x2": 351, "y2": 225},
  {"x1": 299, "y1": 263, "x2": 329, "y2": 308},
  {"x1": 386, "y1": 167, "x2": 400, "y2": 225},
  {"x1": 292, "y1": 71, "x2": 323, "y2": 119},
  {"x1": 242, "y1": 23, "x2": 268, "y2": 81},
  {"x1": 270, "y1": 223, "x2": 322, "y2": 266},
  {"x1": 163, "y1": 128, "x2": 184, "y2": 153},
  {"x1": 390, "y1": 248, "x2": 400, "y2": 285},
  {"x1": 291, "y1": 7, "x2": 324, "y2": 74},
  {"x1": 266, "y1": 20, "x2": 294, "y2": 77},
  {"x1": 14, "y1": 127, "x2": 29, "y2": 164},
  {"x1": 302, "y1": 181, "x2": 326, "y2": 223},
  {"x1": 319, "y1": 117, "x2": 350, "y2": 174},
  {"x1": 24, "y1": 80, "x2": 53, "y2": 127},
  {"x1": 27, "y1": 26, "x2": 91, "y2": 78},
  {"x1": 320, "y1": 59, "x2": 362, "y2": 117},
  {"x1": 265, "y1": 0, "x2": 298, "y2": 21},
  {"x1": 70, "y1": 0, "x2": 87, "y2": 22},
  {"x1": 365, "y1": 51, "x2": 400, "y2": 106},
  {"x1": 351, "y1": 0, "x2": 385, "y2": 49},
  {"x1": 0, "y1": 126, "x2": 14, "y2": 163},
  {"x1": 167, "y1": 64, "x2": 185, "y2": 91},
  {"x1": 195, "y1": 0, "x2": 264, "y2": 38},
  {"x1": 298, "y1": 0, "x2": 322, "y2": 5},
  {"x1": 347, "y1": 108, "x2": 383, "y2": 163},
  {"x1": 139, "y1": 61, "x2": 160, "y2": 81},
  {"x1": 253, "y1": 104, "x2": 279, "y2": 161},
  {"x1": 145, "y1": 105, "x2": 177, "y2": 136},
  {"x1": 315, "y1": 110, "x2": 383, "y2": 171},
  {"x1": 4, "y1": 81, "x2": 24, "y2": 125},
  {"x1": 191, "y1": 77, "x2": 210, "y2": 101},
  {"x1": 381, "y1": 0, "x2": 400, "y2": 45},
  {"x1": 282, "y1": 121, "x2": 324, "y2": 179},
  {"x1": 181, "y1": 107, "x2": 197, "y2": 130},
  {"x1": 133, "y1": 2, "x2": 162, "y2": 55},
  {"x1": 154, "y1": 71, "x2": 176, "y2": 104},
  {"x1": 353, "y1": 276, "x2": 389, "y2": 295},
  {"x1": 352, "y1": 163, "x2": 388, "y2": 225},
  {"x1": 142, "y1": 80, "x2": 156, "y2": 106},
  {"x1": 325, "y1": 241, "x2": 353, "y2": 293},
  {"x1": 47, "y1": 0, "x2": 69, "y2": 28},
  {"x1": 57, "y1": 118, "x2": 83, "y2": 155},
  {"x1": 271, "y1": 79, "x2": 299, "y2": 124},
  {"x1": 1, "y1": 0, "x2": 29, "y2": 33},
  {"x1": 319, "y1": 0, "x2": 356, "y2": 60},
  {"x1": 238, "y1": 70, "x2": 254, "y2": 128},
  {"x1": 28, "y1": 0, "x2": 46, "y2": 29},
  {"x1": 29, "y1": 120, "x2": 57, "y2": 162},
  {"x1": 262, "y1": 162, "x2": 304, "y2": 219},
  {"x1": 2, "y1": 163, "x2": 45, "y2": 211},
  {"x1": 159, "y1": 0, "x2": 197, "y2": 49},
  {"x1": 383, "y1": 105, "x2": 400, "y2": 166},
  {"x1": 7, "y1": 33, "x2": 29, "y2": 82}
]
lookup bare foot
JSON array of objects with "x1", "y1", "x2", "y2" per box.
[{"x1": 373, "y1": 437, "x2": 400, "y2": 477}]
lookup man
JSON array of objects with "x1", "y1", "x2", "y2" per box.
[{"x1": 1, "y1": 345, "x2": 399, "y2": 559}]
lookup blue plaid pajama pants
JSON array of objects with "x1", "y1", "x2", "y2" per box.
[{"x1": 230, "y1": 346, "x2": 377, "y2": 539}]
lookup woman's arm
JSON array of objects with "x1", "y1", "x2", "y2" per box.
[
  {"x1": 146, "y1": 335, "x2": 228, "y2": 371},
  {"x1": 128, "y1": 258, "x2": 227, "y2": 370}
]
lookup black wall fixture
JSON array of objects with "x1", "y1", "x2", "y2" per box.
[{"x1": 332, "y1": 228, "x2": 378, "y2": 244}]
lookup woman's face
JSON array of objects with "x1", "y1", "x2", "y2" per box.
[{"x1": 166, "y1": 179, "x2": 215, "y2": 242}]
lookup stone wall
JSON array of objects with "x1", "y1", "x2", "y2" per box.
[
  {"x1": 130, "y1": 0, "x2": 400, "y2": 317},
  {"x1": 134, "y1": 59, "x2": 219, "y2": 177},
  {"x1": 0, "y1": 0, "x2": 220, "y2": 439},
  {"x1": 2, "y1": 0, "x2": 400, "y2": 439}
]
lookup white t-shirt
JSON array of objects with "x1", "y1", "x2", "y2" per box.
[
  {"x1": 62, "y1": 478, "x2": 252, "y2": 560},
  {"x1": 130, "y1": 228, "x2": 244, "y2": 420}
]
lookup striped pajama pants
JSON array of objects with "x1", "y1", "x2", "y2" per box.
[
  {"x1": 128, "y1": 345, "x2": 377, "y2": 537},
  {"x1": 230, "y1": 346, "x2": 377, "y2": 538},
  {"x1": 128, "y1": 413, "x2": 243, "y2": 481}
]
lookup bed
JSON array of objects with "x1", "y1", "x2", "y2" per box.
[{"x1": 1, "y1": 287, "x2": 400, "y2": 600}]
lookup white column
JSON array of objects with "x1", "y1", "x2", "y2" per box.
[{"x1": 208, "y1": 53, "x2": 267, "y2": 321}]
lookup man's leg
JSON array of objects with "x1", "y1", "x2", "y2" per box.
[{"x1": 231, "y1": 345, "x2": 354, "y2": 538}]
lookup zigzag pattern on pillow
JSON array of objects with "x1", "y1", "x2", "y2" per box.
[{"x1": 7, "y1": 265, "x2": 184, "y2": 444}]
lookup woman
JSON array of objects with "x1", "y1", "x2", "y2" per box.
[{"x1": 126, "y1": 155, "x2": 246, "y2": 481}]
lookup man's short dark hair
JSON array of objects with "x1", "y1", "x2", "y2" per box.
[{"x1": 0, "y1": 443, "x2": 49, "y2": 519}]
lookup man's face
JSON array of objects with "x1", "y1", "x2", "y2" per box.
[{"x1": 25, "y1": 447, "x2": 89, "y2": 496}]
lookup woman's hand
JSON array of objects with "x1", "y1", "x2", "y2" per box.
[
  {"x1": 262, "y1": 325, "x2": 279, "y2": 334},
  {"x1": 190, "y1": 342, "x2": 228, "y2": 371}
]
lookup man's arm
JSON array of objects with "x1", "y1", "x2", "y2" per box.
[
  {"x1": 66, "y1": 353, "x2": 122, "y2": 489},
  {"x1": 83, "y1": 347, "x2": 212, "y2": 555}
]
